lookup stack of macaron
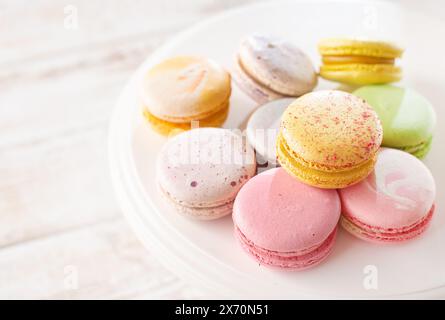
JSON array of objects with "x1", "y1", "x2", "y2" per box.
[{"x1": 140, "y1": 34, "x2": 436, "y2": 271}]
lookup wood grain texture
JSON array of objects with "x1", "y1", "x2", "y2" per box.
[
  {"x1": 4, "y1": 0, "x2": 438, "y2": 300},
  {"x1": 0, "y1": 0, "x2": 261, "y2": 299},
  {"x1": 0, "y1": 219, "x2": 194, "y2": 299}
]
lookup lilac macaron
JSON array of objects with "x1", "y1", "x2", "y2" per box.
[
  {"x1": 157, "y1": 128, "x2": 257, "y2": 220},
  {"x1": 233, "y1": 34, "x2": 317, "y2": 104},
  {"x1": 233, "y1": 168, "x2": 341, "y2": 270}
]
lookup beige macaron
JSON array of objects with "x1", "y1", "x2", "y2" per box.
[{"x1": 140, "y1": 56, "x2": 231, "y2": 136}]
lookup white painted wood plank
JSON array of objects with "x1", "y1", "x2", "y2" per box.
[
  {"x1": 0, "y1": 39, "x2": 154, "y2": 248},
  {"x1": 0, "y1": 218, "x2": 202, "y2": 299},
  {"x1": 0, "y1": 0, "x2": 261, "y2": 299},
  {"x1": 0, "y1": 124, "x2": 116, "y2": 246},
  {"x1": 0, "y1": 0, "x2": 259, "y2": 66}
]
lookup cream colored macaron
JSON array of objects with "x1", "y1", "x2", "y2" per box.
[{"x1": 140, "y1": 56, "x2": 231, "y2": 136}]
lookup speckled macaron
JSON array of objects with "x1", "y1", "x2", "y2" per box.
[
  {"x1": 277, "y1": 90, "x2": 383, "y2": 189},
  {"x1": 141, "y1": 56, "x2": 231, "y2": 136},
  {"x1": 233, "y1": 168, "x2": 341, "y2": 270},
  {"x1": 157, "y1": 128, "x2": 256, "y2": 220},
  {"x1": 246, "y1": 98, "x2": 294, "y2": 166},
  {"x1": 233, "y1": 34, "x2": 317, "y2": 104}
]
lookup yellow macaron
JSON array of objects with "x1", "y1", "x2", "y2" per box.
[
  {"x1": 318, "y1": 38, "x2": 403, "y2": 85},
  {"x1": 277, "y1": 90, "x2": 383, "y2": 189},
  {"x1": 140, "y1": 56, "x2": 231, "y2": 136}
]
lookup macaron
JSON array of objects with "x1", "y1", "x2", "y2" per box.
[
  {"x1": 246, "y1": 98, "x2": 294, "y2": 167},
  {"x1": 339, "y1": 148, "x2": 436, "y2": 243},
  {"x1": 141, "y1": 56, "x2": 231, "y2": 136},
  {"x1": 233, "y1": 34, "x2": 317, "y2": 104},
  {"x1": 353, "y1": 85, "x2": 436, "y2": 158},
  {"x1": 157, "y1": 128, "x2": 256, "y2": 220},
  {"x1": 277, "y1": 90, "x2": 383, "y2": 189},
  {"x1": 233, "y1": 168, "x2": 341, "y2": 270},
  {"x1": 318, "y1": 38, "x2": 403, "y2": 85}
]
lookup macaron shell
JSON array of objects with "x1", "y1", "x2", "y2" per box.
[
  {"x1": 233, "y1": 168, "x2": 341, "y2": 252},
  {"x1": 280, "y1": 90, "x2": 383, "y2": 169},
  {"x1": 157, "y1": 128, "x2": 256, "y2": 209},
  {"x1": 159, "y1": 184, "x2": 233, "y2": 220},
  {"x1": 246, "y1": 98, "x2": 294, "y2": 163},
  {"x1": 235, "y1": 226, "x2": 337, "y2": 270},
  {"x1": 353, "y1": 85, "x2": 436, "y2": 149},
  {"x1": 143, "y1": 102, "x2": 229, "y2": 136},
  {"x1": 339, "y1": 148, "x2": 436, "y2": 230},
  {"x1": 232, "y1": 56, "x2": 285, "y2": 104},
  {"x1": 238, "y1": 34, "x2": 317, "y2": 96},
  {"x1": 141, "y1": 56, "x2": 231, "y2": 122},
  {"x1": 340, "y1": 206, "x2": 434, "y2": 243},
  {"x1": 320, "y1": 63, "x2": 401, "y2": 85},
  {"x1": 318, "y1": 38, "x2": 404, "y2": 58}
]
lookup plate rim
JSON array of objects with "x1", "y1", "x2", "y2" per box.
[{"x1": 109, "y1": 0, "x2": 445, "y2": 299}]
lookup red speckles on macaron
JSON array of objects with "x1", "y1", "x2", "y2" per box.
[
  {"x1": 280, "y1": 90, "x2": 383, "y2": 168},
  {"x1": 156, "y1": 128, "x2": 257, "y2": 219}
]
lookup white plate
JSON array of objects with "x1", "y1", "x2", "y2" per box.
[{"x1": 109, "y1": 0, "x2": 445, "y2": 299}]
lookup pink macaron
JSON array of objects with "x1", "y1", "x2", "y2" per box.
[
  {"x1": 339, "y1": 148, "x2": 436, "y2": 243},
  {"x1": 233, "y1": 168, "x2": 341, "y2": 270},
  {"x1": 157, "y1": 128, "x2": 256, "y2": 220},
  {"x1": 232, "y1": 34, "x2": 317, "y2": 104}
]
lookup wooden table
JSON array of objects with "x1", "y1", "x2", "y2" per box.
[{"x1": 0, "y1": 0, "x2": 442, "y2": 299}]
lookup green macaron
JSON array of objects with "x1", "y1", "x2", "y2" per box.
[{"x1": 353, "y1": 85, "x2": 436, "y2": 158}]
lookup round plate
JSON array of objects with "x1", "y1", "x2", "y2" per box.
[{"x1": 109, "y1": 0, "x2": 445, "y2": 298}]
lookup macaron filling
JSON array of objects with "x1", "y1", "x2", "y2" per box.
[
  {"x1": 143, "y1": 102, "x2": 229, "y2": 135},
  {"x1": 235, "y1": 227, "x2": 337, "y2": 269},
  {"x1": 322, "y1": 55, "x2": 395, "y2": 65},
  {"x1": 341, "y1": 204, "x2": 435, "y2": 242}
]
